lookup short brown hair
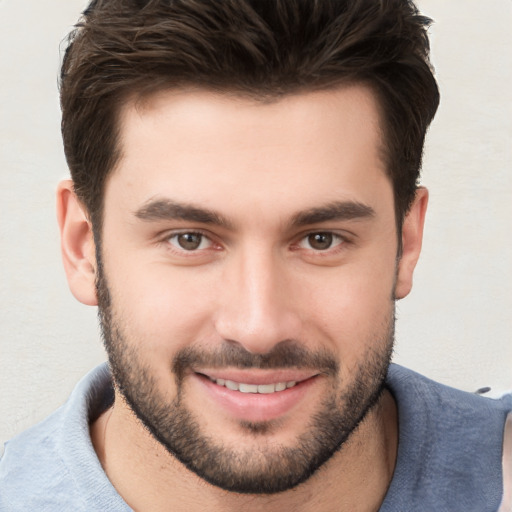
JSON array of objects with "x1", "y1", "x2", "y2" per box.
[{"x1": 60, "y1": 0, "x2": 439, "y2": 230}]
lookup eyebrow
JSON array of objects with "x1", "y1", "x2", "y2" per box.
[
  {"x1": 291, "y1": 201, "x2": 375, "y2": 227},
  {"x1": 134, "y1": 198, "x2": 232, "y2": 228},
  {"x1": 134, "y1": 197, "x2": 375, "y2": 230}
]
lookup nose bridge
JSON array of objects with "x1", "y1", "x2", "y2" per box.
[{"x1": 214, "y1": 241, "x2": 300, "y2": 354}]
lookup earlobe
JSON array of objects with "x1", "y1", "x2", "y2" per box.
[
  {"x1": 56, "y1": 180, "x2": 98, "y2": 306},
  {"x1": 394, "y1": 187, "x2": 428, "y2": 300}
]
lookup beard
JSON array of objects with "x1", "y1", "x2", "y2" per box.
[{"x1": 96, "y1": 257, "x2": 394, "y2": 495}]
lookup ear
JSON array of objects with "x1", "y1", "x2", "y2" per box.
[
  {"x1": 56, "y1": 180, "x2": 98, "y2": 306},
  {"x1": 394, "y1": 187, "x2": 428, "y2": 300}
]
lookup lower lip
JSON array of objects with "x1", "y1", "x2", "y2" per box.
[{"x1": 194, "y1": 374, "x2": 318, "y2": 423}]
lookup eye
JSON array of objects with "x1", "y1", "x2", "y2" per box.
[
  {"x1": 298, "y1": 232, "x2": 344, "y2": 251},
  {"x1": 168, "y1": 232, "x2": 213, "y2": 251}
]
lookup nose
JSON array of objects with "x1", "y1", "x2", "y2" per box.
[{"x1": 214, "y1": 245, "x2": 302, "y2": 354}]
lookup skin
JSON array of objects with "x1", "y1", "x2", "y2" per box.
[{"x1": 57, "y1": 85, "x2": 428, "y2": 511}]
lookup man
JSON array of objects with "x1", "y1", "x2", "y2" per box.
[{"x1": 0, "y1": 0, "x2": 510, "y2": 510}]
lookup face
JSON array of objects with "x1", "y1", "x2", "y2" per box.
[{"x1": 96, "y1": 86, "x2": 401, "y2": 494}]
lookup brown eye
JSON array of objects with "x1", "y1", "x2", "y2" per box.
[
  {"x1": 169, "y1": 232, "x2": 211, "y2": 251},
  {"x1": 307, "y1": 232, "x2": 334, "y2": 250},
  {"x1": 298, "y1": 232, "x2": 346, "y2": 252}
]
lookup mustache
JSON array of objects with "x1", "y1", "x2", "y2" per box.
[{"x1": 172, "y1": 340, "x2": 339, "y2": 379}]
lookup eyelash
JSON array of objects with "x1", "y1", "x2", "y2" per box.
[
  {"x1": 295, "y1": 232, "x2": 347, "y2": 252},
  {"x1": 164, "y1": 230, "x2": 218, "y2": 254},
  {"x1": 161, "y1": 229, "x2": 350, "y2": 257}
]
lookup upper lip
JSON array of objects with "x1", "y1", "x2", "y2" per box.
[{"x1": 195, "y1": 368, "x2": 319, "y2": 385}]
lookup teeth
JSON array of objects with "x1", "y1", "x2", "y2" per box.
[
  {"x1": 210, "y1": 377, "x2": 298, "y2": 393},
  {"x1": 258, "y1": 384, "x2": 276, "y2": 394},
  {"x1": 225, "y1": 380, "x2": 238, "y2": 391},
  {"x1": 239, "y1": 383, "x2": 258, "y2": 393}
]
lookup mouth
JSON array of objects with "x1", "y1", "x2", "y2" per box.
[
  {"x1": 192, "y1": 369, "x2": 321, "y2": 423},
  {"x1": 206, "y1": 376, "x2": 299, "y2": 394}
]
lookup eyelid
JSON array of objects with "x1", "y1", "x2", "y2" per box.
[
  {"x1": 169, "y1": 232, "x2": 212, "y2": 251},
  {"x1": 298, "y1": 232, "x2": 345, "y2": 249},
  {"x1": 161, "y1": 229, "x2": 221, "y2": 253},
  {"x1": 290, "y1": 229, "x2": 355, "y2": 258}
]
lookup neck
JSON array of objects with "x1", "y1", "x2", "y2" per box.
[{"x1": 91, "y1": 389, "x2": 397, "y2": 512}]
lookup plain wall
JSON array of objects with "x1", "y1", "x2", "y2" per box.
[{"x1": 0, "y1": 0, "x2": 511, "y2": 448}]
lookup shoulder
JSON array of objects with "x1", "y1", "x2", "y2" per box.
[
  {"x1": 382, "y1": 364, "x2": 511, "y2": 512},
  {"x1": 387, "y1": 363, "x2": 512, "y2": 418},
  {"x1": 0, "y1": 364, "x2": 129, "y2": 511},
  {"x1": 0, "y1": 406, "x2": 84, "y2": 510}
]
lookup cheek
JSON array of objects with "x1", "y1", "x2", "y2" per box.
[
  {"x1": 299, "y1": 258, "x2": 396, "y2": 361},
  {"x1": 105, "y1": 258, "x2": 219, "y2": 357}
]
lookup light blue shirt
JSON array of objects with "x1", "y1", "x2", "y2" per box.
[
  {"x1": 1, "y1": 363, "x2": 510, "y2": 511},
  {"x1": 0, "y1": 365, "x2": 129, "y2": 511}
]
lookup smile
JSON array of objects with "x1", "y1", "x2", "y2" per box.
[
  {"x1": 208, "y1": 377, "x2": 298, "y2": 394},
  {"x1": 196, "y1": 371, "x2": 320, "y2": 422}
]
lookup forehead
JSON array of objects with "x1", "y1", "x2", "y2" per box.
[{"x1": 106, "y1": 85, "x2": 390, "y2": 222}]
